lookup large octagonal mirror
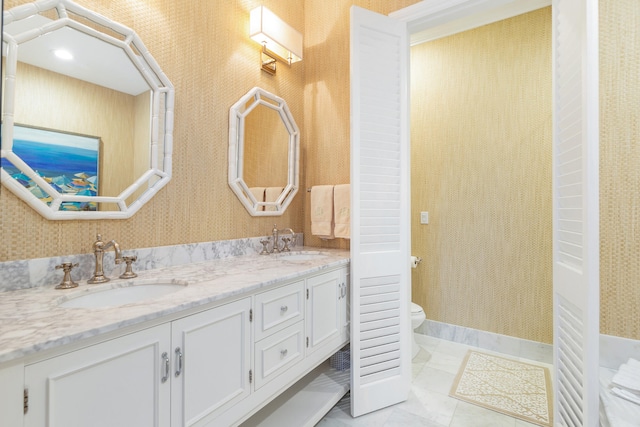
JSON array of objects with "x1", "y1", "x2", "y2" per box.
[
  {"x1": 229, "y1": 87, "x2": 299, "y2": 216},
  {"x1": 1, "y1": 0, "x2": 174, "y2": 219}
]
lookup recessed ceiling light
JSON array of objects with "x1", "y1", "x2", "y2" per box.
[{"x1": 53, "y1": 49, "x2": 73, "y2": 60}]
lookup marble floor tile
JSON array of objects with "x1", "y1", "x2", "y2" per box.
[
  {"x1": 515, "y1": 419, "x2": 543, "y2": 427},
  {"x1": 434, "y1": 339, "x2": 474, "y2": 358},
  {"x1": 414, "y1": 334, "x2": 441, "y2": 353},
  {"x1": 449, "y1": 401, "x2": 516, "y2": 427},
  {"x1": 383, "y1": 407, "x2": 447, "y2": 427},
  {"x1": 318, "y1": 393, "x2": 394, "y2": 427},
  {"x1": 317, "y1": 334, "x2": 554, "y2": 427},
  {"x1": 413, "y1": 366, "x2": 456, "y2": 395},
  {"x1": 403, "y1": 387, "x2": 458, "y2": 425},
  {"x1": 424, "y1": 350, "x2": 465, "y2": 375}
]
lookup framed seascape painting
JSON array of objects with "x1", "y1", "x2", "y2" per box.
[{"x1": 1, "y1": 124, "x2": 101, "y2": 211}]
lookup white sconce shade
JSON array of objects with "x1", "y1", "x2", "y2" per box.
[{"x1": 250, "y1": 6, "x2": 302, "y2": 73}]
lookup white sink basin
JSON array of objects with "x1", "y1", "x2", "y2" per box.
[
  {"x1": 59, "y1": 280, "x2": 188, "y2": 309},
  {"x1": 278, "y1": 251, "x2": 329, "y2": 261}
]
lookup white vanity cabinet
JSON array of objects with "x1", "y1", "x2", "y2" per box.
[
  {"x1": 23, "y1": 297, "x2": 252, "y2": 427},
  {"x1": 171, "y1": 297, "x2": 252, "y2": 426},
  {"x1": 24, "y1": 323, "x2": 172, "y2": 427},
  {"x1": 12, "y1": 264, "x2": 348, "y2": 427},
  {"x1": 253, "y1": 281, "x2": 306, "y2": 389},
  {"x1": 237, "y1": 267, "x2": 350, "y2": 427},
  {"x1": 0, "y1": 362, "x2": 25, "y2": 427},
  {"x1": 306, "y1": 269, "x2": 346, "y2": 355}
]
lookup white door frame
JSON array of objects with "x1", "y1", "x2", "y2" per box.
[
  {"x1": 390, "y1": 0, "x2": 600, "y2": 425},
  {"x1": 390, "y1": 0, "x2": 551, "y2": 45}
]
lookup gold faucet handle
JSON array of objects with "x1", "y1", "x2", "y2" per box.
[
  {"x1": 259, "y1": 239, "x2": 271, "y2": 255},
  {"x1": 119, "y1": 255, "x2": 138, "y2": 279},
  {"x1": 55, "y1": 262, "x2": 79, "y2": 270},
  {"x1": 281, "y1": 237, "x2": 292, "y2": 252},
  {"x1": 55, "y1": 262, "x2": 79, "y2": 290}
]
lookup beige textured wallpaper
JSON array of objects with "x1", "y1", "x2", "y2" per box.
[
  {"x1": 599, "y1": 0, "x2": 640, "y2": 340},
  {"x1": 302, "y1": 0, "x2": 418, "y2": 249},
  {"x1": 0, "y1": 0, "x2": 418, "y2": 259},
  {"x1": 410, "y1": 8, "x2": 554, "y2": 343},
  {"x1": 2, "y1": 0, "x2": 639, "y2": 343},
  {"x1": 1, "y1": 0, "x2": 307, "y2": 260}
]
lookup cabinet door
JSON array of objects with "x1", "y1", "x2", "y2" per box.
[
  {"x1": 0, "y1": 362, "x2": 24, "y2": 427},
  {"x1": 340, "y1": 269, "x2": 350, "y2": 338},
  {"x1": 306, "y1": 270, "x2": 342, "y2": 355},
  {"x1": 171, "y1": 297, "x2": 251, "y2": 427},
  {"x1": 24, "y1": 323, "x2": 171, "y2": 427}
]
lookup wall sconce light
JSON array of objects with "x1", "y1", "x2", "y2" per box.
[{"x1": 250, "y1": 6, "x2": 302, "y2": 75}]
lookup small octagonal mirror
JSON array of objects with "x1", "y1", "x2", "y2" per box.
[{"x1": 228, "y1": 87, "x2": 299, "y2": 216}]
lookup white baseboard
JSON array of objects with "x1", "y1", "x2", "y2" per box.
[
  {"x1": 418, "y1": 320, "x2": 640, "y2": 369},
  {"x1": 600, "y1": 334, "x2": 640, "y2": 370},
  {"x1": 417, "y1": 319, "x2": 553, "y2": 364}
]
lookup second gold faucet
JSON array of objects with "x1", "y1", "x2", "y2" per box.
[{"x1": 261, "y1": 225, "x2": 296, "y2": 254}]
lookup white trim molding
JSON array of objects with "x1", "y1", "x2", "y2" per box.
[{"x1": 390, "y1": 0, "x2": 551, "y2": 45}]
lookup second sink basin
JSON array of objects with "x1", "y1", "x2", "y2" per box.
[{"x1": 58, "y1": 280, "x2": 188, "y2": 309}]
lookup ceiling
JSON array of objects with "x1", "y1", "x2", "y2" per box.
[{"x1": 3, "y1": 14, "x2": 150, "y2": 96}]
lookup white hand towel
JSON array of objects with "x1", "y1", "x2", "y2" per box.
[
  {"x1": 333, "y1": 184, "x2": 350, "y2": 239},
  {"x1": 311, "y1": 185, "x2": 334, "y2": 239},
  {"x1": 612, "y1": 387, "x2": 640, "y2": 406},
  {"x1": 249, "y1": 187, "x2": 265, "y2": 211},
  {"x1": 600, "y1": 368, "x2": 640, "y2": 427},
  {"x1": 613, "y1": 359, "x2": 640, "y2": 392},
  {"x1": 264, "y1": 187, "x2": 283, "y2": 212}
]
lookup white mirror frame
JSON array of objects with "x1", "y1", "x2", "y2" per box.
[
  {"x1": 228, "y1": 87, "x2": 300, "y2": 216},
  {"x1": 1, "y1": 0, "x2": 175, "y2": 220}
]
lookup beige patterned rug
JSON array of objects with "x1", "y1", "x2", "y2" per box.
[{"x1": 450, "y1": 350, "x2": 553, "y2": 427}]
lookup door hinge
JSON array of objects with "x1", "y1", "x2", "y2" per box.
[
  {"x1": 249, "y1": 369, "x2": 253, "y2": 383},
  {"x1": 306, "y1": 289, "x2": 309, "y2": 299},
  {"x1": 249, "y1": 309, "x2": 253, "y2": 322},
  {"x1": 23, "y1": 388, "x2": 28, "y2": 414},
  {"x1": 306, "y1": 337, "x2": 309, "y2": 348}
]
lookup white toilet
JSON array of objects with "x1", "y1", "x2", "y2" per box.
[{"x1": 411, "y1": 302, "x2": 426, "y2": 358}]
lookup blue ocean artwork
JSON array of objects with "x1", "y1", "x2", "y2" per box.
[
  {"x1": 1, "y1": 125, "x2": 100, "y2": 211},
  {"x1": 11, "y1": 139, "x2": 98, "y2": 176}
]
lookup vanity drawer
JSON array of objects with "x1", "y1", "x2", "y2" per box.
[
  {"x1": 254, "y1": 280, "x2": 304, "y2": 340},
  {"x1": 254, "y1": 322, "x2": 304, "y2": 390}
]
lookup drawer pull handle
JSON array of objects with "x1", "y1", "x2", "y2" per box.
[
  {"x1": 280, "y1": 349, "x2": 288, "y2": 357},
  {"x1": 280, "y1": 305, "x2": 288, "y2": 313},
  {"x1": 161, "y1": 352, "x2": 170, "y2": 383}
]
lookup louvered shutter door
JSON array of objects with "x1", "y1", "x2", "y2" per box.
[
  {"x1": 349, "y1": 5, "x2": 411, "y2": 417},
  {"x1": 552, "y1": 0, "x2": 600, "y2": 425}
]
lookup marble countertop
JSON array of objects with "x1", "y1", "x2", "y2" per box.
[{"x1": 0, "y1": 247, "x2": 349, "y2": 365}]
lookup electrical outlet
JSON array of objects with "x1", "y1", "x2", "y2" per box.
[{"x1": 420, "y1": 211, "x2": 429, "y2": 224}]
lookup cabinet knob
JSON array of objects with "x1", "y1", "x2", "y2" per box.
[
  {"x1": 280, "y1": 349, "x2": 288, "y2": 357},
  {"x1": 280, "y1": 305, "x2": 288, "y2": 313}
]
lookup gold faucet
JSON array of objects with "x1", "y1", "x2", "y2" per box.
[
  {"x1": 88, "y1": 234, "x2": 124, "y2": 284},
  {"x1": 267, "y1": 225, "x2": 296, "y2": 254},
  {"x1": 271, "y1": 224, "x2": 281, "y2": 253}
]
